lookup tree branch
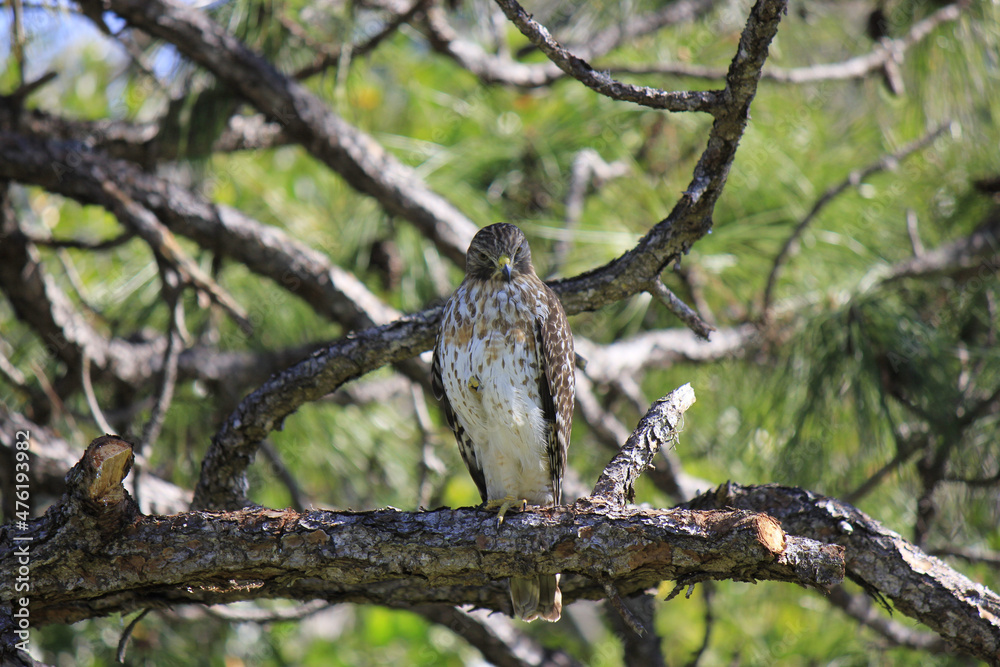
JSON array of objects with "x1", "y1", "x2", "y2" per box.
[
  {"x1": 422, "y1": 0, "x2": 717, "y2": 90},
  {"x1": 0, "y1": 130, "x2": 401, "y2": 332},
  {"x1": 591, "y1": 384, "x2": 696, "y2": 506},
  {"x1": 491, "y1": 0, "x2": 722, "y2": 113},
  {"x1": 1, "y1": 436, "x2": 844, "y2": 628},
  {"x1": 606, "y1": 2, "x2": 965, "y2": 86},
  {"x1": 683, "y1": 483, "x2": 1000, "y2": 663}
]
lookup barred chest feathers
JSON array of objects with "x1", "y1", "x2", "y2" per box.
[{"x1": 439, "y1": 280, "x2": 554, "y2": 505}]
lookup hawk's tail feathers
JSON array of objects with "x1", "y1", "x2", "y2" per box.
[
  {"x1": 510, "y1": 574, "x2": 561, "y2": 623},
  {"x1": 510, "y1": 576, "x2": 539, "y2": 622},
  {"x1": 536, "y1": 573, "x2": 562, "y2": 622}
]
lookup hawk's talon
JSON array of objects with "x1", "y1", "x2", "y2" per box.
[{"x1": 483, "y1": 496, "x2": 528, "y2": 527}]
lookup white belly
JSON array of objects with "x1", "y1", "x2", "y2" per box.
[{"x1": 443, "y1": 325, "x2": 554, "y2": 505}]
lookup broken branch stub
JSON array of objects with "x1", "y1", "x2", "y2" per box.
[{"x1": 591, "y1": 383, "x2": 696, "y2": 505}]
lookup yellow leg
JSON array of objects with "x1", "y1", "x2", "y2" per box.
[{"x1": 483, "y1": 495, "x2": 528, "y2": 527}]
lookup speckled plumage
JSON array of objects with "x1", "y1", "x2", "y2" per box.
[{"x1": 432, "y1": 223, "x2": 574, "y2": 622}]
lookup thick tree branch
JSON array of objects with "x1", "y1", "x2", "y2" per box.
[
  {"x1": 684, "y1": 483, "x2": 1000, "y2": 663},
  {"x1": 0, "y1": 131, "x2": 401, "y2": 332},
  {"x1": 1, "y1": 436, "x2": 844, "y2": 628},
  {"x1": 0, "y1": 96, "x2": 292, "y2": 167}
]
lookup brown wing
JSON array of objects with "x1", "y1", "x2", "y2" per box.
[
  {"x1": 431, "y1": 335, "x2": 489, "y2": 502},
  {"x1": 537, "y1": 283, "x2": 575, "y2": 505}
]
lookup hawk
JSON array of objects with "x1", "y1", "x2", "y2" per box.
[{"x1": 431, "y1": 222, "x2": 575, "y2": 622}]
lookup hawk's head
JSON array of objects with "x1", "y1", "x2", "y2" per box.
[{"x1": 465, "y1": 223, "x2": 534, "y2": 283}]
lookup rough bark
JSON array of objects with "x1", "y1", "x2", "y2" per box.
[
  {"x1": 592, "y1": 384, "x2": 696, "y2": 506},
  {"x1": 4, "y1": 430, "x2": 996, "y2": 663},
  {"x1": 684, "y1": 483, "x2": 1000, "y2": 664},
  {"x1": 0, "y1": 435, "x2": 844, "y2": 628},
  {"x1": 192, "y1": 308, "x2": 442, "y2": 509}
]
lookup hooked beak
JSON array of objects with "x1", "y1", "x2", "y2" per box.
[{"x1": 498, "y1": 255, "x2": 512, "y2": 282}]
